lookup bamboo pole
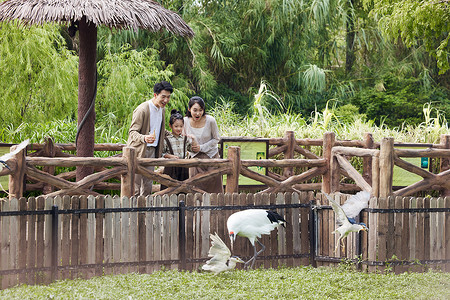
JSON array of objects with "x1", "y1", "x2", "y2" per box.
[
  {"x1": 225, "y1": 146, "x2": 241, "y2": 193},
  {"x1": 379, "y1": 138, "x2": 394, "y2": 198}
]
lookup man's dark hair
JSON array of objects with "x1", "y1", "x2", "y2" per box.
[{"x1": 154, "y1": 81, "x2": 173, "y2": 94}]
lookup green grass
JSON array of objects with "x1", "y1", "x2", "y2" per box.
[{"x1": 1, "y1": 266, "x2": 449, "y2": 299}]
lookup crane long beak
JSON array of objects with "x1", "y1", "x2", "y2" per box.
[{"x1": 229, "y1": 233, "x2": 235, "y2": 251}]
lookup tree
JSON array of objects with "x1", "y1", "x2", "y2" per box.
[{"x1": 363, "y1": 0, "x2": 450, "y2": 74}]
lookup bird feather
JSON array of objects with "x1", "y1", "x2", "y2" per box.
[
  {"x1": 202, "y1": 233, "x2": 242, "y2": 274},
  {"x1": 0, "y1": 139, "x2": 30, "y2": 162},
  {"x1": 340, "y1": 191, "x2": 370, "y2": 219}
]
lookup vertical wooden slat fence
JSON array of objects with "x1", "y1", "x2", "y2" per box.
[{"x1": 0, "y1": 192, "x2": 449, "y2": 290}]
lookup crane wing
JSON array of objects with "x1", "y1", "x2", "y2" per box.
[
  {"x1": 0, "y1": 139, "x2": 30, "y2": 162},
  {"x1": 324, "y1": 193, "x2": 351, "y2": 226},
  {"x1": 202, "y1": 233, "x2": 232, "y2": 273},
  {"x1": 341, "y1": 191, "x2": 370, "y2": 219}
]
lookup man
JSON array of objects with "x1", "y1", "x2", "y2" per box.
[{"x1": 127, "y1": 81, "x2": 173, "y2": 195}]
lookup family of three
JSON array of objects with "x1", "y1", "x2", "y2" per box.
[{"x1": 126, "y1": 80, "x2": 223, "y2": 196}]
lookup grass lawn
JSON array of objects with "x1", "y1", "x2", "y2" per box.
[{"x1": 0, "y1": 266, "x2": 449, "y2": 299}]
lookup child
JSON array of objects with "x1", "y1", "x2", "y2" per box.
[{"x1": 161, "y1": 109, "x2": 195, "y2": 190}]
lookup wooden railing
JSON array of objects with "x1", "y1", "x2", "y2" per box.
[
  {"x1": 2, "y1": 132, "x2": 450, "y2": 199},
  {"x1": 0, "y1": 192, "x2": 448, "y2": 289}
]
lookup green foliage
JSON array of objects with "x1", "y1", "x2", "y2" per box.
[
  {"x1": 0, "y1": 22, "x2": 78, "y2": 128},
  {"x1": 364, "y1": 0, "x2": 450, "y2": 74},
  {"x1": 349, "y1": 74, "x2": 450, "y2": 127},
  {"x1": 1, "y1": 267, "x2": 449, "y2": 299}
]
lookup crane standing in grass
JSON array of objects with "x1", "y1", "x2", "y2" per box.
[
  {"x1": 227, "y1": 209, "x2": 286, "y2": 269},
  {"x1": 323, "y1": 191, "x2": 370, "y2": 253}
]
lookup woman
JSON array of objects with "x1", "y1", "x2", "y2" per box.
[{"x1": 184, "y1": 96, "x2": 224, "y2": 193}]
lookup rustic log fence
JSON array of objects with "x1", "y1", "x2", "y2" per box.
[
  {"x1": 0, "y1": 192, "x2": 448, "y2": 289},
  {"x1": 3, "y1": 131, "x2": 450, "y2": 199}
]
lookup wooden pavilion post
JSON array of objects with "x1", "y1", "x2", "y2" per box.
[
  {"x1": 322, "y1": 132, "x2": 336, "y2": 193},
  {"x1": 440, "y1": 134, "x2": 450, "y2": 197},
  {"x1": 76, "y1": 16, "x2": 97, "y2": 181},
  {"x1": 379, "y1": 137, "x2": 394, "y2": 198},
  {"x1": 225, "y1": 146, "x2": 240, "y2": 193},
  {"x1": 121, "y1": 147, "x2": 136, "y2": 198},
  {"x1": 283, "y1": 131, "x2": 295, "y2": 178},
  {"x1": 8, "y1": 144, "x2": 26, "y2": 200}
]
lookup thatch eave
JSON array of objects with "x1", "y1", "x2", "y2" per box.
[{"x1": 0, "y1": 0, "x2": 194, "y2": 37}]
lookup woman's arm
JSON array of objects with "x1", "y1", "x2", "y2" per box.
[{"x1": 199, "y1": 116, "x2": 220, "y2": 153}]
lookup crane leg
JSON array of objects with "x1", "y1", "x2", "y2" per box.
[{"x1": 245, "y1": 240, "x2": 266, "y2": 269}]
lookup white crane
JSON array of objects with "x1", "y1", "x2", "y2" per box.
[
  {"x1": 323, "y1": 191, "x2": 370, "y2": 253},
  {"x1": 0, "y1": 139, "x2": 30, "y2": 171},
  {"x1": 202, "y1": 233, "x2": 244, "y2": 274},
  {"x1": 227, "y1": 209, "x2": 286, "y2": 269}
]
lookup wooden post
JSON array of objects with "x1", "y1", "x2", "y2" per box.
[
  {"x1": 121, "y1": 147, "x2": 136, "y2": 198},
  {"x1": 283, "y1": 131, "x2": 295, "y2": 178},
  {"x1": 9, "y1": 143, "x2": 26, "y2": 200},
  {"x1": 379, "y1": 137, "x2": 394, "y2": 198},
  {"x1": 363, "y1": 133, "x2": 374, "y2": 185},
  {"x1": 225, "y1": 146, "x2": 240, "y2": 193},
  {"x1": 440, "y1": 135, "x2": 450, "y2": 197},
  {"x1": 43, "y1": 137, "x2": 56, "y2": 194},
  {"x1": 322, "y1": 132, "x2": 336, "y2": 193}
]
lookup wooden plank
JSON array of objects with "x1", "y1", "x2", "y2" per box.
[
  {"x1": 8, "y1": 198, "x2": 18, "y2": 286},
  {"x1": 416, "y1": 198, "x2": 425, "y2": 270},
  {"x1": 445, "y1": 197, "x2": 450, "y2": 272},
  {"x1": 184, "y1": 193, "x2": 194, "y2": 271},
  {"x1": 377, "y1": 196, "x2": 388, "y2": 273},
  {"x1": 367, "y1": 196, "x2": 378, "y2": 273},
  {"x1": 137, "y1": 195, "x2": 146, "y2": 273},
  {"x1": 53, "y1": 195, "x2": 62, "y2": 281},
  {"x1": 169, "y1": 194, "x2": 179, "y2": 270},
  {"x1": 26, "y1": 197, "x2": 36, "y2": 285},
  {"x1": 424, "y1": 197, "x2": 431, "y2": 264},
  {"x1": 274, "y1": 193, "x2": 286, "y2": 266},
  {"x1": 387, "y1": 196, "x2": 395, "y2": 260},
  {"x1": 409, "y1": 197, "x2": 417, "y2": 265},
  {"x1": 104, "y1": 195, "x2": 114, "y2": 275},
  {"x1": 70, "y1": 196, "x2": 80, "y2": 280},
  {"x1": 86, "y1": 195, "x2": 96, "y2": 279},
  {"x1": 436, "y1": 197, "x2": 445, "y2": 270},
  {"x1": 300, "y1": 192, "x2": 311, "y2": 266},
  {"x1": 121, "y1": 196, "x2": 130, "y2": 274},
  {"x1": 209, "y1": 193, "x2": 218, "y2": 248},
  {"x1": 79, "y1": 196, "x2": 88, "y2": 279},
  {"x1": 244, "y1": 193, "x2": 254, "y2": 265},
  {"x1": 260, "y1": 193, "x2": 270, "y2": 269},
  {"x1": 161, "y1": 194, "x2": 170, "y2": 268},
  {"x1": 112, "y1": 195, "x2": 121, "y2": 275},
  {"x1": 290, "y1": 192, "x2": 300, "y2": 267},
  {"x1": 270, "y1": 193, "x2": 278, "y2": 269},
  {"x1": 216, "y1": 193, "x2": 226, "y2": 260},
  {"x1": 193, "y1": 193, "x2": 203, "y2": 270},
  {"x1": 400, "y1": 197, "x2": 410, "y2": 273},
  {"x1": 1, "y1": 198, "x2": 11, "y2": 289},
  {"x1": 430, "y1": 197, "x2": 438, "y2": 266},
  {"x1": 43, "y1": 197, "x2": 53, "y2": 284},
  {"x1": 18, "y1": 197, "x2": 27, "y2": 285},
  {"x1": 95, "y1": 196, "x2": 105, "y2": 277},
  {"x1": 145, "y1": 195, "x2": 154, "y2": 274},
  {"x1": 35, "y1": 196, "x2": 45, "y2": 284},
  {"x1": 61, "y1": 195, "x2": 71, "y2": 279},
  {"x1": 200, "y1": 193, "x2": 211, "y2": 262},
  {"x1": 129, "y1": 196, "x2": 138, "y2": 273},
  {"x1": 393, "y1": 196, "x2": 403, "y2": 274}
]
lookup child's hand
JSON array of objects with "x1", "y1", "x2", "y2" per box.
[
  {"x1": 191, "y1": 144, "x2": 200, "y2": 153},
  {"x1": 164, "y1": 154, "x2": 179, "y2": 159}
]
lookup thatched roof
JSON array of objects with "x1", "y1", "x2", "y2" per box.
[{"x1": 0, "y1": 0, "x2": 194, "y2": 37}]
